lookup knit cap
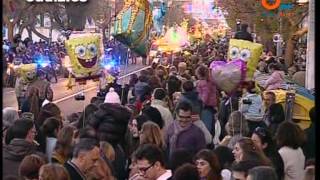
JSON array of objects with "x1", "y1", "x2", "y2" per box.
[{"x1": 104, "y1": 88, "x2": 121, "y2": 104}]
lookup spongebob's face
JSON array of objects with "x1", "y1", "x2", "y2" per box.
[
  {"x1": 228, "y1": 39, "x2": 263, "y2": 80},
  {"x1": 17, "y1": 64, "x2": 37, "y2": 82},
  {"x1": 65, "y1": 35, "x2": 102, "y2": 77}
]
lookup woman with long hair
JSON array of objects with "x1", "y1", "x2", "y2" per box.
[
  {"x1": 139, "y1": 121, "x2": 165, "y2": 150},
  {"x1": 251, "y1": 127, "x2": 284, "y2": 179},
  {"x1": 232, "y1": 137, "x2": 272, "y2": 166},
  {"x1": 39, "y1": 163, "x2": 70, "y2": 180},
  {"x1": 22, "y1": 86, "x2": 41, "y2": 119},
  {"x1": 51, "y1": 126, "x2": 76, "y2": 164},
  {"x1": 276, "y1": 121, "x2": 306, "y2": 180},
  {"x1": 194, "y1": 149, "x2": 222, "y2": 180}
]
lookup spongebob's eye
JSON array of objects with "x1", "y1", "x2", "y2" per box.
[
  {"x1": 88, "y1": 44, "x2": 97, "y2": 56},
  {"x1": 75, "y1": 46, "x2": 86, "y2": 57},
  {"x1": 240, "y1": 49, "x2": 251, "y2": 62},
  {"x1": 230, "y1": 47, "x2": 239, "y2": 59}
]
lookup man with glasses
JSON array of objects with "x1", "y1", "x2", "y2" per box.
[
  {"x1": 135, "y1": 144, "x2": 172, "y2": 180},
  {"x1": 165, "y1": 101, "x2": 206, "y2": 157},
  {"x1": 3, "y1": 118, "x2": 41, "y2": 178}
]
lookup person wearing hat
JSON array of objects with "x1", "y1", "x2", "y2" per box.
[{"x1": 104, "y1": 88, "x2": 121, "y2": 104}]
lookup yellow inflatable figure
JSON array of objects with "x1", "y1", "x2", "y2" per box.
[
  {"x1": 65, "y1": 35, "x2": 102, "y2": 83},
  {"x1": 228, "y1": 39, "x2": 263, "y2": 81},
  {"x1": 16, "y1": 63, "x2": 37, "y2": 83}
]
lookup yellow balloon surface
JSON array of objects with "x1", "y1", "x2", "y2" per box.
[
  {"x1": 16, "y1": 63, "x2": 37, "y2": 83},
  {"x1": 228, "y1": 39, "x2": 263, "y2": 80},
  {"x1": 64, "y1": 35, "x2": 102, "y2": 78}
]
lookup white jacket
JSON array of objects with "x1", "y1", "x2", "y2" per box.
[{"x1": 278, "y1": 146, "x2": 305, "y2": 180}]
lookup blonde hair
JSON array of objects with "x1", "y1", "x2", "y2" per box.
[
  {"x1": 140, "y1": 121, "x2": 165, "y2": 149},
  {"x1": 87, "y1": 158, "x2": 115, "y2": 180},
  {"x1": 100, "y1": 141, "x2": 115, "y2": 161},
  {"x1": 39, "y1": 163, "x2": 70, "y2": 180}
]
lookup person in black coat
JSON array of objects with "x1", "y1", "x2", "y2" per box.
[
  {"x1": 303, "y1": 107, "x2": 315, "y2": 160},
  {"x1": 234, "y1": 24, "x2": 253, "y2": 42},
  {"x1": 87, "y1": 103, "x2": 132, "y2": 180}
]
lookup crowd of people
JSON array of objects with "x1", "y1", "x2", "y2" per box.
[{"x1": 2, "y1": 27, "x2": 315, "y2": 180}]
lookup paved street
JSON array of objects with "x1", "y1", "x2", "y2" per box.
[{"x1": 3, "y1": 64, "x2": 148, "y2": 116}]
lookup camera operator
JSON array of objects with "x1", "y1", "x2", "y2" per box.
[{"x1": 239, "y1": 81, "x2": 265, "y2": 136}]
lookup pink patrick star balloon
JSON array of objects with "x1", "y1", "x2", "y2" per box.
[{"x1": 210, "y1": 59, "x2": 247, "y2": 95}]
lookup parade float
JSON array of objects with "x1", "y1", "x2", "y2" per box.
[
  {"x1": 113, "y1": 0, "x2": 153, "y2": 58},
  {"x1": 255, "y1": 74, "x2": 315, "y2": 129}
]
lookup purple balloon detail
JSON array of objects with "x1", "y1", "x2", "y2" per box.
[{"x1": 210, "y1": 59, "x2": 247, "y2": 95}]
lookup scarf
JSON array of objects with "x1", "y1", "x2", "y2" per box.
[{"x1": 169, "y1": 121, "x2": 192, "y2": 155}]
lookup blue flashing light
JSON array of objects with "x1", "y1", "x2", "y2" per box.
[{"x1": 35, "y1": 54, "x2": 50, "y2": 68}]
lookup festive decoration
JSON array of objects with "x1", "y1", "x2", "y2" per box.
[
  {"x1": 16, "y1": 63, "x2": 37, "y2": 83},
  {"x1": 64, "y1": 35, "x2": 102, "y2": 86},
  {"x1": 113, "y1": 0, "x2": 153, "y2": 57},
  {"x1": 228, "y1": 39, "x2": 263, "y2": 81},
  {"x1": 153, "y1": 24, "x2": 190, "y2": 53},
  {"x1": 210, "y1": 59, "x2": 247, "y2": 95},
  {"x1": 152, "y1": 1, "x2": 167, "y2": 36}
]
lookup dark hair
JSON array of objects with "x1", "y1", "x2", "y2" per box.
[
  {"x1": 138, "y1": 75, "x2": 149, "y2": 82},
  {"x1": 252, "y1": 127, "x2": 277, "y2": 157},
  {"x1": 153, "y1": 88, "x2": 167, "y2": 100},
  {"x1": 195, "y1": 65, "x2": 209, "y2": 80},
  {"x1": 41, "y1": 117, "x2": 61, "y2": 138},
  {"x1": 243, "y1": 81, "x2": 257, "y2": 94},
  {"x1": 169, "y1": 149, "x2": 194, "y2": 172},
  {"x1": 148, "y1": 75, "x2": 162, "y2": 91},
  {"x1": 87, "y1": 103, "x2": 131, "y2": 145},
  {"x1": 182, "y1": 80, "x2": 194, "y2": 92},
  {"x1": 134, "y1": 114, "x2": 150, "y2": 131},
  {"x1": 264, "y1": 91, "x2": 276, "y2": 102},
  {"x1": 309, "y1": 107, "x2": 315, "y2": 123},
  {"x1": 269, "y1": 63, "x2": 281, "y2": 71},
  {"x1": 247, "y1": 166, "x2": 278, "y2": 180},
  {"x1": 276, "y1": 121, "x2": 305, "y2": 149},
  {"x1": 236, "y1": 137, "x2": 272, "y2": 166},
  {"x1": 167, "y1": 75, "x2": 182, "y2": 99},
  {"x1": 135, "y1": 144, "x2": 165, "y2": 167},
  {"x1": 37, "y1": 103, "x2": 61, "y2": 127},
  {"x1": 26, "y1": 87, "x2": 40, "y2": 120},
  {"x1": 77, "y1": 104, "x2": 98, "y2": 129},
  {"x1": 172, "y1": 163, "x2": 200, "y2": 180},
  {"x1": 90, "y1": 97, "x2": 104, "y2": 106},
  {"x1": 176, "y1": 101, "x2": 193, "y2": 113},
  {"x1": 141, "y1": 106, "x2": 164, "y2": 129},
  {"x1": 11, "y1": 118, "x2": 34, "y2": 139},
  {"x1": 213, "y1": 146, "x2": 235, "y2": 169},
  {"x1": 19, "y1": 154, "x2": 46, "y2": 179},
  {"x1": 78, "y1": 126, "x2": 97, "y2": 140},
  {"x1": 73, "y1": 138, "x2": 99, "y2": 158},
  {"x1": 231, "y1": 160, "x2": 260, "y2": 177},
  {"x1": 3, "y1": 176, "x2": 23, "y2": 180},
  {"x1": 129, "y1": 74, "x2": 139, "y2": 87},
  {"x1": 194, "y1": 149, "x2": 222, "y2": 180}
]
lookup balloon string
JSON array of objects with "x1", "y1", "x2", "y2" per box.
[{"x1": 229, "y1": 96, "x2": 234, "y2": 137}]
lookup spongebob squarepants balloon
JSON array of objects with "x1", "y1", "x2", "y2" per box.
[
  {"x1": 16, "y1": 63, "x2": 37, "y2": 83},
  {"x1": 228, "y1": 39, "x2": 263, "y2": 81},
  {"x1": 65, "y1": 35, "x2": 102, "y2": 84}
]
